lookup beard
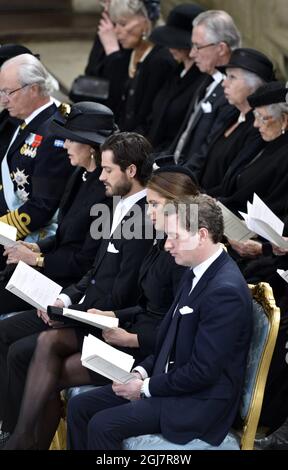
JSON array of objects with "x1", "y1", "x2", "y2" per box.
[{"x1": 107, "y1": 177, "x2": 132, "y2": 197}]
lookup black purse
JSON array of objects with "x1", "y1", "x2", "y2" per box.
[{"x1": 69, "y1": 75, "x2": 110, "y2": 104}]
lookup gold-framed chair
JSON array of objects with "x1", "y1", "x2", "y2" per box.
[{"x1": 123, "y1": 282, "x2": 280, "y2": 451}]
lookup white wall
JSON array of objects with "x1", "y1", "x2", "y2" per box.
[{"x1": 73, "y1": 0, "x2": 100, "y2": 12}]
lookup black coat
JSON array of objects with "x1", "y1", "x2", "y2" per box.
[
  {"x1": 104, "y1": 46, "x2": 176, "y2": 133},
  {"x1": 219, "y1": 132, "x2": 288, "y2": 219},
  {"x1": 114, "y1": 239, "x2": 186, "y2": 360},
  {"x1": 0, "y1": 103, "x2": 73, "y2": 239},
  {"x1": 198, "y1": 110, "x2": 263, "y2": 191},
  {"x1": 147, "y1": 64, "x2": 204, "y2": 150},
  {"x1": 37, "y1": 166, "x2": 109, "y2": 286},
  {"x1": 63, "y1": 196, "x2": 154, "y2": 311}
]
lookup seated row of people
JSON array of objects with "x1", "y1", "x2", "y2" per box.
[{"x1": 0, "y1": 5, "x2": 286, "y2": 449}]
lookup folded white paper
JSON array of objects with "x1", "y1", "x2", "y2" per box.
[
  {"x1": 277, "y1": 269, "x2": 288, "y2": 284},
  {"x1": 217, "y1": 201, "x2": 255, "y2": 242},
  {"x1": 62, "y1": 308, "x2": 119, "y2": 330},
  {"x1": 179, "y1": 306, "x2": 193, "y2": 315},
  {"x1": 5, "y1": 260, "x2": 62, "y2": 311},
  {"x1": 0, "y1": 221, "x2": 17, "y2": 247},
  {"x1": 81, "y1": 334, "x2": 135, "y2": 384},
  {"x1": 242, "y1": 194, "x2": 288, "y2": 249}
]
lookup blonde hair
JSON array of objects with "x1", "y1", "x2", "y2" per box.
[{"x1": 109, "y1": 0, "x2": 148, "y2": 22}]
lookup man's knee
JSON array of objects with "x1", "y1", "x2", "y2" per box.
[{"x1": 67, "y1": 393, "x2": 85, "y2": 426}]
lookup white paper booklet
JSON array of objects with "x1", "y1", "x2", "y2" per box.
[
  {"x1": 217, "y1": 201, "x2": 255, "y2": 242},
  {"x1": 5, "y1": 260, "x2": 62, "y2": 311},
  {"x1": 277, "y1": 269, "x2": 288, "y2": 284},
  {"x1": 62, "y1": 308, "x2": 119, "y2": 329},
  {"x1": 242, "y1": 194, "x2": 288, "y2": 249},
  {"x1": 0, "y1": 221, "x2": 17, "y2": 247},
  {"x1": 81, "y1": 334, "x2": 135, "y2": 384}
]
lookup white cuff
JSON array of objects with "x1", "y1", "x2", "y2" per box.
[
  {"x1": 58, "y1": 294, "x2": 71, "y2": 308},
  {"x1": 141, "y1": 378, "x2": 151, "y2": 398},
  {"x1": 133, "y1": 366, "x2": 148, "y2": 380}
]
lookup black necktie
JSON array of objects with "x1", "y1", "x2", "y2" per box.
[{"x1": 153, "y1": 269, "x2": 195, "y2": 375}]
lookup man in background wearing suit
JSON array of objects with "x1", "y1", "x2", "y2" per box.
[
  {"x1": 67, "y1": 194, "x2": 252, "y2": 450},
  {"x1": 171, "y1": 10, "x2": 241, "y2": 173}
]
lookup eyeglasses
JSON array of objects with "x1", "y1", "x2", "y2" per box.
[
  {"x1": 253, "y1": 110, "x2": 274, "y2": 125},
  {"x1": 0, "y1": 84, "x2": 29, "y2": 99},
  {"x1": 191, "y1": 42, "x2": 217, "y2": 51}
]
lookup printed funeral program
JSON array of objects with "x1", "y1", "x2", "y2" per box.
[
  {"x1": 5, "y1": 260, "x2": 62, "y2": 311},
  {"x1": 217, "y1": 201, "x2": 255, "y2": 242},
  {"x1": 81, "y1": 334, "x2": 135, "y2": 384},
  {"x1": 240, "y1": 193, "x2": 288, "y2": 249},
  {"x1": 48, "y1": 306, "x2": 119, "y2": 330}
]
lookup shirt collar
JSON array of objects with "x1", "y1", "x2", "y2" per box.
[
  {"x1": 212, "y1": 70, "x2": 224, "y2": 84},
  {"x1": 119, "y1": 188, "x2": 147, "y2": 213},
  {"x1": 193, "y1": 247, "x2": 223, "y2": 283},
  {"x1": 24, "y1": 98, "x2": 54, "y2": 125}
]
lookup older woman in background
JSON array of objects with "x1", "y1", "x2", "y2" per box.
[
  {"x1": 195, "y1": 48, "x2": 274, "y2": 190},
  {"x1": 219, "y1": 81, "x2": 288, "y2": 219},
  {"x1": 99, "y1": 0, "x2": 176, "y2": 133}
]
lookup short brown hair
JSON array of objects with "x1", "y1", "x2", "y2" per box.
[
  {"x1": 100, "y1": 132, "x2": 153, "y2": 185},
  {"x1": 172, "y1": 194, "x2": 224, "y2": 243}
]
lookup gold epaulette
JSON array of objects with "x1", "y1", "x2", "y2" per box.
[{"x1": 58, "y1": 102, "x2": 71, "y2": 118}]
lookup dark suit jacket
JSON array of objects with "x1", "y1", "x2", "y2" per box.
[
  {"x1": 139, "y1": 250, "x2": 252, "y2": 445},
  {"x1": 0, "y1": 110, "x2": 20, "y2": 158},
  {"x1": 37, "y1": 166, "x2": 109, "y2": 286},
  {"x1": 63, "y1": 196, "x2": 154, "y2": 311},
  {"x1": 0, "y1": 103, "x2": 73, "y2": 238},
  {"x1": 147, "y1": 65, "x2": 204, "y2": 151},
  {"x1": 173, "y1": 81, "x2": 236, "y2": 171}
]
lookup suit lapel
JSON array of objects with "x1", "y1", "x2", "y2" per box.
[
  {"x1": 7, "y1": 103, "x2": 57, "y2": 157},
  {"x1": 188, "y1": 250, "x2": 228, "y2": 304},
  {"x1": 92, "y1": 195, "x2": 147, "y2": 273}
]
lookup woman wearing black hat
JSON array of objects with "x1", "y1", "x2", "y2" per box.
[
  {"x1": 146, "y1": 3, "x2": 205, "y2": 151},
  {"x1": 100, "y1": 0, "x2": 176, "y2": 133},
  {"x1": 0, "y1": 101, "x2": 115, "y2": 315},
  {"x1": 3, "y1": 166, "x2": 198, "y2": 450},
  {"x1": 219, "y1": 80, "x2": 288, "y2": 220},
  {"x1": 194, "y1": 48, "x2": 275, "y2": 193}
]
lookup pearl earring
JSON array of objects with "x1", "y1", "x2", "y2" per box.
[
  {"x1": 142, "y1": 31, "x2": 148, "y2": 41},
  {"x1": 282, "y1": 128, "x2": 286, "y2": 135}
]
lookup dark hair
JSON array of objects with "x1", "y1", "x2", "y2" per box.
[
  {"x1": 147, "y1": 172, "x2": 199, "y2": 201},
  {"x1": 172, "y1": 194, "x2": 224, "y2": 244},
  {"x1": 100, "y1": 132, "x2": 153, "y2": 185}
]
